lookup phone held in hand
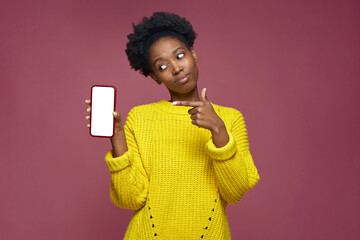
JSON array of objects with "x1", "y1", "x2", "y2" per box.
[{"x1": 90, "y1": 85, "x2": 116, "y2": 138}]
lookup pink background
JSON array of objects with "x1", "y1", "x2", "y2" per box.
[{"x1": 1, "y1": 0, "x2": 359, "y2": 239}]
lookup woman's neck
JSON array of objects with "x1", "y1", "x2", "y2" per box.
[{"x1": 168, "y1": 86, "x2": 200, "y2": 102}]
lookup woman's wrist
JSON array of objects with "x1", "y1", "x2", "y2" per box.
[
  {"x1": 111, "y1": 129, "x2": 128, "y2": 157},
  {"x1": 210, "y1": 122, "x2": 229, "y2": 148}
]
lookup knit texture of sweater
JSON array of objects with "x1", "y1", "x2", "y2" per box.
[{"x1": 105, "y1": 100, "x2": 260, "y2": 239}]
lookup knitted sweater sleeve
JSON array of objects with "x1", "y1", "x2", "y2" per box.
[
  {"x1": 205, "y1": 110, "x2": 260, "y2": 204},
  {"x1": 104, "y1": 108, "x2": 149, "y2": 210}
]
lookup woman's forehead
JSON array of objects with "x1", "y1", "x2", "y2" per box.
[{"x1": 149, "y1": 37, "x2": 187, "y2": 59}]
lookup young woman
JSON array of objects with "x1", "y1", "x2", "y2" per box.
[{"x1": 86, "y1": 12, "x2": 259, "y2": 239}]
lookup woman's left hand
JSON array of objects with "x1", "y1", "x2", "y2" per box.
[{"x1": 173, "y1": 88, "x2": 229, "y2": 147}]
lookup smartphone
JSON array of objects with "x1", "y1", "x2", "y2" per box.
[{"x1": 90, "y1": 85, "x2": 116, "y2": 138}]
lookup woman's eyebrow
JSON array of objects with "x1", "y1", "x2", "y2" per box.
[
  {"x1": 172, "y1": 47, "x2": 185, "y2": 53},
  {"x1": 153, "y1": 47, "x2": 186, "y2": 67}
]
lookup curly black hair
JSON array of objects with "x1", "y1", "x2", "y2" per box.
[{"x1": 125, "y1": 12, "x2": 197, "y2": 77}]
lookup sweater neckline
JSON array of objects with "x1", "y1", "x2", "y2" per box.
[{"x1": 154, "y1": 100, "x2": 193, "y2": 115}]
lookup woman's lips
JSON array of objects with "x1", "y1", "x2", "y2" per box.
[{"x1": 175, "y1": 74, "x2": 190, "y2": 84}]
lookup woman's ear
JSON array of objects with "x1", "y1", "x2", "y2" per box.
[
  {"x1": 150, "y1": 73, "x2": 162, "y2": 85},
  {"x1": 191, "y1": 48, "x2": 198, "y2": 63}
]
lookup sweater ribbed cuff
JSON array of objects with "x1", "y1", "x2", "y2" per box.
[
  {"x1": 206, "y1": 131, "x2": 237, "y2": 161},
  {"x1": 105, "y1": 150, "x2": 133, "y2": 172}
]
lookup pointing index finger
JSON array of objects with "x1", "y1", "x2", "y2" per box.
[{"x1": 173, "y1": 101, "x2": 203, "y2": 107}]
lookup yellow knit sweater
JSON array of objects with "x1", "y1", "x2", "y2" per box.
[{"x1": 105, "y1": 100, "x2": 259, "y2": 239}]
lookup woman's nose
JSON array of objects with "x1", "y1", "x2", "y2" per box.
[{"x1": 171, "y1": 61, "x2": 182, "y2": 75}]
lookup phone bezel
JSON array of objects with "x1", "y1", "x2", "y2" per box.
[{"x1": 89, "y1": 85, "x2": 117, "y2": 138}]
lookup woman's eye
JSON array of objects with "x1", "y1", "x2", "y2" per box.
[
  {"x1": 159, "y1": 65, "x2": 167, "y2": 70},
  {"x1": 177, "y1": 53, "x2": 184, "y2": 59}
]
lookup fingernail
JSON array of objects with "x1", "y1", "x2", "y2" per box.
[
  {"x1": 113, "y1": 112, "x2": 117, "y2": 116},
  {"x1": 173, "y1": 102, "x2": 178, "y2": 105}
]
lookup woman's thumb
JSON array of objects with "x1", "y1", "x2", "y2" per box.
[{"x1": 113, "y1": 112, "x2": 121, "y2": 120}]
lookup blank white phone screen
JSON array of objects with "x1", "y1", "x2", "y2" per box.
[{"x1": 90, "y1": 86, "x2": 115, "y2": 137}]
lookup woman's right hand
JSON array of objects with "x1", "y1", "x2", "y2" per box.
[
  {"x1": 85, "y1": 99, "x2": 128, "y2": 157},
  {"x1": 84, "y1": 99, "x2": 124, "y2": 133}
]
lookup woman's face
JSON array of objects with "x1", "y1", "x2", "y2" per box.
[{"x1": 148, "y1": 37, "x2": 199, "y2": 96}]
